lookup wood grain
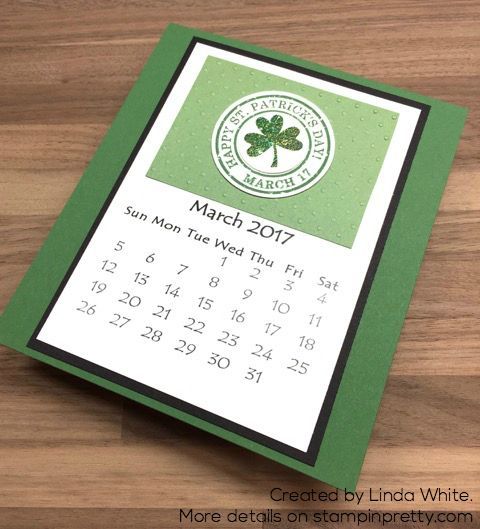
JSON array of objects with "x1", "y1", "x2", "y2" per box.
[{"x1": 0, "y1": 1, "x2": 478, "y2": 527}]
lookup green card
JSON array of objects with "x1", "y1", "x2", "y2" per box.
[{"x1": 0, "y1": 24, "x2": 466, "y2": 490}]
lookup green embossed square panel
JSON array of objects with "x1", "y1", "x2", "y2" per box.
[{"x1": 147, "y1": 56, "x2": 398, "y2": 248}]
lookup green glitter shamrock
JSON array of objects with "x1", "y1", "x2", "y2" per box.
[{"x1": 244, "y1": 115, "x2": 303, "y2": 168}]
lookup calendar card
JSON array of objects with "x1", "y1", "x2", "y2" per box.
[{"x1": 0, "y1": 24, "x2": 467, "y2": 489}]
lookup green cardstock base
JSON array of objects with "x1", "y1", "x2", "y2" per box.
[{"x1": 0, "y1": 24, "x2": 467, "y2": 490}]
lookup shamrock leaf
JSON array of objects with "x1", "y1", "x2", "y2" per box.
[
  {"x1": 256, "y1": 115, "x2": 283, "y2": 139},
  {"x1": 244, "y1": 133, "x2": 271, "y2": 157},
  {"x1": 244, "y1": 115, "x2": 303, "y2": 168},
  {"x1": 276, "y1": 127, "x2": 302, "y2": 151}
]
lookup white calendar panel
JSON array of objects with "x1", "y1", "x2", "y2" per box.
[
  {"x1": 34, "y1": 43, "x2": 421, "y2": 453},
  {"x1": 37, "y1": 186, "x2": 354, "y2": 452}
]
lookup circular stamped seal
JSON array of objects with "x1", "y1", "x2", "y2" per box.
[{"x1": 212, "y1": 91, "x2": 335, "y2": 198}]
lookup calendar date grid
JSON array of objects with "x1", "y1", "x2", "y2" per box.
[{"x1": 71, "y1": 234, "x2": 340, "y2": 387}]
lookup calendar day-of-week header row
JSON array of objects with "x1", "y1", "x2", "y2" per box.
[{"x1": 122, "y1": 202, "x2": 339, "y2": 291}]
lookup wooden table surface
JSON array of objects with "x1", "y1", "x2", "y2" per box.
[{"x1": 0, "y1": 1, "x2": 478, "y2": 527}]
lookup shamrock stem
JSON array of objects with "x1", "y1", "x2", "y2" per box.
[{"x1": 271, "y1": 143, "x2": 278, "y2": 168}]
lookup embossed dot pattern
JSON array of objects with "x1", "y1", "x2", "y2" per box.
[{"x1": 147, "y1": 57, "x2": 398, "y2": 248}]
